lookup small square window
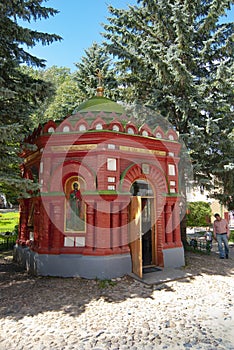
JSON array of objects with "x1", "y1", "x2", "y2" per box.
[
  {"x1": 142, "y1": 164, "x2": 150, "y2": 174},
  {"x1": 108, "y1": 144, "x2": 116, "y2": 149},
  {"x1": 168, "y1": 164, "x2": 176, "y2": 176},
  {"x1": 108, "y1": 185, "x2": 115, "y2": 190},
  {"x1": 107, "y1": 158, "x2": 117, "y2": 171},
  {"x1": 40, "y1": 162, "x2": 43, "y2": 173},
  {"x1": 75, "y1": 237, "x2": 85, "y2": 247},
  {"x1": 108, "y1": 177, "x2": 115, "y2": 183},
  {"x1": 64, "y1": 237, "x2": 74, "y2": 247}
]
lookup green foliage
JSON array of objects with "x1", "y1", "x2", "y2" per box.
[
  {"x1": 230, "y1": 230, "x2": 234, "y2": 243},
  {"x1": 44, "y1": 72, "x2": 82, "y2": 121},
  {"x1": 186, "y1": 201, "x2": 212, "y2": 227},
  {"x1": 74, "y1": 42, "x2": 120, "y2": 103},
  {"x1": 0, "y1": 212, "x2": 19, "y2": 233},
  {"x1": 103, "y1": 0, "x2": 234, "y2": 208},
  {"x1": 0, "y1": 1, "x2": 62, "y2": 198},
  {"x1": 96, "y1": 278, "x2": 117, "y2": 289},
  {"x1": 24, "y1": 66, "x2": 82, "y2": 125}
]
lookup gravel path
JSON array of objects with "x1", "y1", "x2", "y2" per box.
[{"x1": 0, "y1": 246, "x2": 233, "y2": 350}]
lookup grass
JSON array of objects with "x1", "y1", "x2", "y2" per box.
[
  {"x1": 96, "y1": 278, "x2": 117, "y2": 288},
  {"x1": 0, "y1": 212, "x2": 19, "y2": 233}
]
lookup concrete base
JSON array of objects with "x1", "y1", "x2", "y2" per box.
[
  {"x1": 162, "y1": 246, "x2": 185, "y2": 268},
  {"x1": 13, "y1": 245, "x2": 132, "y2": 280}
]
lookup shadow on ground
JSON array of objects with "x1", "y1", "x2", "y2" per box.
[{"x1": 0, "y1": 246, "x2": 233, "y2": 321}]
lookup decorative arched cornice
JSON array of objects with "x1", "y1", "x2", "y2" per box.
[
  {"x1": 74, "y1": 118, "x2": 89, "y2": 132},
  {"x1": 56, "y1": 120, "x2": 73, "y2": 133},
  {"x1": 125, "y1": 121, "x2": 138, "y2": 135},
  {"x1": 43, "y1": 120, "x2": 57, "y2": 134},
  {"x1": 154, "y1": 126, "x2": 165, "y2": 139},
  {"x1": 166, "y1": 129, "x2": 178, "y2": 141},
  {"x1": 90, "y1": 117, "x2": 107, "y2": 130},
  {"x1": 119, "y1": 162, "x2": 169, "y2": 194},
  {"x1": 139, "y1": 123, "x2": 153, "y2": 137},
  {"x1": 109, "y1": 119, "x2": 125, "y2": 133},
  {"x1": 49, "y1": 160, "x2": 96, "y2": 192},
  {"x1": 119, "y1": 162, "x2": 169, "y2": 217}
]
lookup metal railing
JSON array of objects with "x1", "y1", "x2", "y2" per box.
[{"x1": 0, "y1": 234, "x2": 17, "y2": 250}]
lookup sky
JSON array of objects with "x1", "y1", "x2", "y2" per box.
[
  {"x1": 24, "y1": 0, "x2": 137, "y2": 71},
  {"x1": 24, "y1": 0, "x2": 233, "y2": 71}
]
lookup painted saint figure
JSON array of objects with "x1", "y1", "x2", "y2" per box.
[{"x1": 67, "y1": 182, "x2": 83, "y2": 231}]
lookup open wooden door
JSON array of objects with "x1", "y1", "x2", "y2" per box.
[{"x1": 129, "y1": 196, "x2": 142, "y2": 278}]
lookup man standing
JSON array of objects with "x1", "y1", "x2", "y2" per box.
[{"x1": 213, "y1": 213, "x2": 230, "y2": 259}]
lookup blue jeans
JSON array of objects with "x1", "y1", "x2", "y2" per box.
[{"x1": 216, "y1": 234, "x2": 229, "y2": 258}]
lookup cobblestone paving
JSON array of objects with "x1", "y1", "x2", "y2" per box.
[{"x1": 0, "y1": 247, "x2": 233, "y2": 350}]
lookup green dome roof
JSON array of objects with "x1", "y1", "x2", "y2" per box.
[{"x1": 73, "y1": 96, "x2": 125, "y2": 114}]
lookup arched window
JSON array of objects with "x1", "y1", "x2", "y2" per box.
[
  {"x1": 79, "y1": 124, "x2": 87, "y2": 131},
  {"x1": 127, "y1": 127, "x2": 134, "y2": 134},
  {"x1": 63, "y1": 125, "x2": 70, "y2": 132},
  {"x1": 130, "y1": 180, "x2": 154, "y2": 196},
  {"x1": 112, "y1": 124, "x2": 120, "y2": 131},
  {"x1": 156, "y1": 132, "x2": 162, "y2": 138},
  {"x1": 95, "y1": 123, "x2": 103, "y2": 130}
]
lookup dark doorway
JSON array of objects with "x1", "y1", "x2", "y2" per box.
[
  {"x1": 141, "y1": 198, "x2": 153, "y2": 266},
  {"x1": 130, "y1": 180, "x2": 155, "y2": 273}
]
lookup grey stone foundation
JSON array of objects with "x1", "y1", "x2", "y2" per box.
[
  {"x1": 13, "y1": 245, "x2": 132, "y2": 279},
  {"x1": 162, "y1": 246, "x2": 185, "y2": 268}
]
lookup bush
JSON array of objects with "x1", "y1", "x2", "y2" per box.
[
  {"x1": 230, "y1": 230, "x2": 234, "y2": 243},
  {"x1": 186, "y1": 201, "x2": 212, "y2": 227}
]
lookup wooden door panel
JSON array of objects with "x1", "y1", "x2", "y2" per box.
[{"x1": 129, "y1": 196, "x2": 142, "y2": 278}]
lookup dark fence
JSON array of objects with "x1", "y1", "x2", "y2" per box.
[
  {"x1": 187, "y1": 233, "x2": 212, "y2": 254},
  {"x1": 0, "y1": 234, "x2": 17, "y2": 250}
]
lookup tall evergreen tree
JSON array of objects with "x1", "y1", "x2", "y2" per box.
[
  {"x1": 0, "y1": 0, "x2": 62, "y2": 198},
  {"x1": 73, "y1": 42, "x2": 119, "y2": 103},
  {"x1": 103, "y1": 0, "x2": 234, "y2": 210}
]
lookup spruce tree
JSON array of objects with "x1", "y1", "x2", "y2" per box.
[
  {"x1": 0, "y1": 0, "x2": 62, "y2": 199},
  {"x1": 103, "y1": 0, "x2": 234, "y2": 210},
  {"x1": 73, "y1": 42, "x2": 119, "y2": 102}
]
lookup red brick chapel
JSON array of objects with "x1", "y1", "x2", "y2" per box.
[{"x1": 14, "y1": 86, "x2": 185, "y2": 279}]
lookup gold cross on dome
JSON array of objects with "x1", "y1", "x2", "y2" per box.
[
  {"x1": 95, "y1": 68, "x2": 104, "y2": 96},
  {"x1": 96, "y1": 68, "x2": 103, "y2": 86}
]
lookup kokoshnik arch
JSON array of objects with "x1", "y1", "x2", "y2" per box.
[{"x1": 14, "y1": 89, "x2": 185, "y2": 279}]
